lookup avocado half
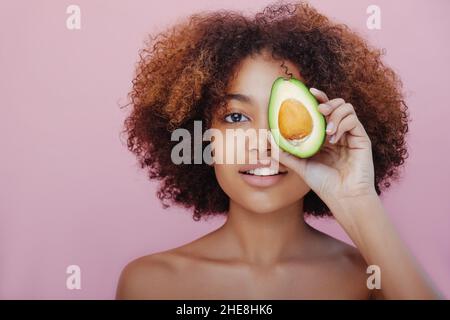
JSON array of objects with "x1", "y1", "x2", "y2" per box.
[{"x1": 268, "y1": 77, "x2": 326, "y2": 158}]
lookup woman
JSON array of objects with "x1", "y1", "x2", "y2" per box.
[{"x1": 116, "y1": 2, "x2": 441, "y2": 299}]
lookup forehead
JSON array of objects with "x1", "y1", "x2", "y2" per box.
[{"x1": 227, "y1": 50, "x2": 304, "y2": 94}]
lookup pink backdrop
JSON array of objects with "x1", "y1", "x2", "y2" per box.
[{"x1": 1, "y1": 0, "x2": 449, "y2": 299}]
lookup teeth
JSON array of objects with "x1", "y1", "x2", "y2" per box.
[{"x1": 245, "y1": 167, "x2": 279, "y2": 176}]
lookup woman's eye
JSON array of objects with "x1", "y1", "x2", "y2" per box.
[{"x1": 224, "y1": 112, "x2": 250, "y2": 123}]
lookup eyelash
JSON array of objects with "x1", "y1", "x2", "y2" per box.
[{"x1": 223, "y1": 112, "x2": 250, "y2": 123}]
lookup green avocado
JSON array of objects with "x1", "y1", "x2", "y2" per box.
[{"x1": 268, "y1": 77, "x2": 326, "y2": 158}]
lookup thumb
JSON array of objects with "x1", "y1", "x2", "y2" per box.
[{"x1": 267, "y1": 131, "x2": 307, "y2": 178}]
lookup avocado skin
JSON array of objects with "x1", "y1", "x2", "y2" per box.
[{"x1": 268, "y1": 77, "x2": 326, "y2": 158}]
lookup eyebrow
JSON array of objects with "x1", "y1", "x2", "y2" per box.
[{"x1": 225, "y1": 93, "x2": 253, "y2": 104}]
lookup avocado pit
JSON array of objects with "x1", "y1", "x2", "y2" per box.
[{"x1": 278, "y1": 98, "x2": 313, "y2": 144}]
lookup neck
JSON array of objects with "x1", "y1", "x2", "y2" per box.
[{"x1": 219, "y1": 199, "x2": 313, "y2": 266}]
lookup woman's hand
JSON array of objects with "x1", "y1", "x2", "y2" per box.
[
  {"x1": 268, "y1": 87, "x2": 377, "y2": 207},
  {"x1": 267, "y1": 88, "x2": 443, "y2": 300}
]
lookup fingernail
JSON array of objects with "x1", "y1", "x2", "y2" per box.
[
  {"x1": 326, "y1": 122, "x2": 334, "y2": 133},
  {"x1": 310, "y1": 88, "x2": 319, "y2": 94}
]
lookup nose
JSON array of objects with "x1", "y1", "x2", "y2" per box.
[
  {"x1": 247, "y1": 105, "x2": 272, "y2": 159},
  {"x1": 255, "y1": 106, "x2": 270, "y2": 131}
]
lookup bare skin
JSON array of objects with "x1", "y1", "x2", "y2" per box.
[
  {"x1": 116, "y1": 49, "x2": 441, "y2": 300},
  {"x1": 116, "y1": 202, "x2": 370, "y2": 299}
]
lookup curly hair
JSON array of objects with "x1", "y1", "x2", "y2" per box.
[{"x1": 122, "y1": 1, "x2": 410, "y2": 221}]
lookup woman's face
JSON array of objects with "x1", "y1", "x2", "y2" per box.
[{"x1": 211, "y1": 50, "x2": 310, "y2": 214}]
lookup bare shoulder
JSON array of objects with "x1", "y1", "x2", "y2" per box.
[
  {"x1": 116, "y1": 249, "x2": 186, "y2": 300},
  {"x1": 324, "y1": 238, "x2": 384, "y2": 299},
  {"x1": 308, "y1": 228, "x2": 372, "y2": 298},
  {"x1": 311, "y1": 227, "x2": 368, "y2": 271},
  {"x1": 116, "y1": 230, "x2": 220, "y2": 299},
  {"x1": 329, "y1": 236, "x2": 367, "y2": 271}
]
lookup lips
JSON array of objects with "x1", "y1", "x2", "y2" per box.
[
  {"x1": 238, "y1": 163, "x2": 287, "y2": 175},
  {"x1": 238, "y1": 162, "x2": 287, "y2": 188}
]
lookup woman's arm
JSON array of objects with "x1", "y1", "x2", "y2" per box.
[
  {"x1": 327, "y1": 192, "x2": 443, "y2": 299},
  {"x1": 268, "y1": 86, "x2": 443, "y2": 299}
]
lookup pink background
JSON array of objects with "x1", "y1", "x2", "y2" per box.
[{"x1": 1, "y1": 0, "x2": 449, "y2": 299}]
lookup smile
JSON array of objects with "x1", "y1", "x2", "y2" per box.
[
  {"x1": 239, "y1": 167, "x2": 286, "y2": 176},
  {"x1": 238, "y1": 166, "x2": 287, "y2": 188}
]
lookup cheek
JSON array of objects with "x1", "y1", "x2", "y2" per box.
[
  {"x1": 213, "y1": 164, "x2": 239, "y2": 196},
  {"x1": 277, "y1": 172, "x2": 311, "y2": 204},
  {"x1": 210, "y1": 130, "x2": 251, "y2": 165}
]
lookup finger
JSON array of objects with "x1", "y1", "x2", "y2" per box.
[
  {"x1": 324, "y1": 103, "x2": 354, "y2": 137},
  {"x1": 330, "y1": 114, "x2": 369, "y2": 147},
  {"x1": 329, "y1": 114, "x2": 356, "y2": 144},
  {"x1": 318, "y1": 98, "x2": 346, "y2": 117},
  {"x1": 310, "y1": 87, "x2": 329, "y2": 103}
]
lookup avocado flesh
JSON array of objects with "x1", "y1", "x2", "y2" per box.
[{"x1": 268, "y1": 77, "x2": 326, "y2": 158}]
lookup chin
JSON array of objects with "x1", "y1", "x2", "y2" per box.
[
  {"x1": 239, "y1": 202, "x2": 291, "y2": 214},
  {"x1": 231, "y1": 187, "x2": 307, "y2": 214},
  {"x1": 240, "y1": 198, "x2": 284, "y2": 214}
]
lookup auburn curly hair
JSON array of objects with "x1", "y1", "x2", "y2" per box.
[{"x1": 122, "y1": 1, "x2": 409, "y2": 221}]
